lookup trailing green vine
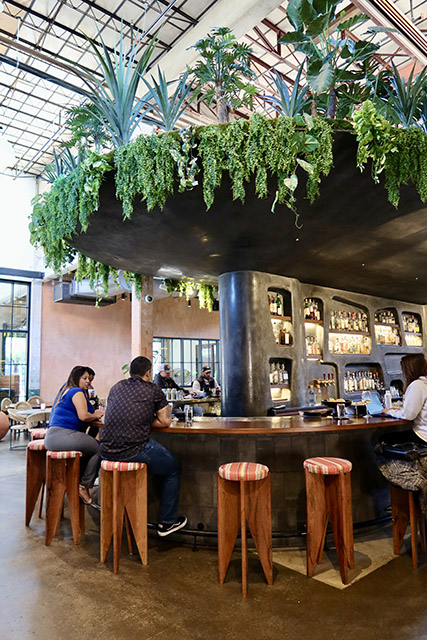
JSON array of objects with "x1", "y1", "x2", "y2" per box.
[
  {"x1": 164, "y1": 279, "x2": 217, "y2": 312},
  {"x1": 29, "y1": 111, "x2": 427, "y2": 309}
]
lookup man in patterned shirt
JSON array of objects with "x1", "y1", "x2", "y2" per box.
[{"x1": 100, "y1": 356, "x2": 187, "y2": 537}]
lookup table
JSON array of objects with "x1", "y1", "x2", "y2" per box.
[{"x1": 12, "y1": 408, "x2": 51, "y2": 428}]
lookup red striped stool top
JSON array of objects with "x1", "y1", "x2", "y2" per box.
[
  {"x1": 218, "y1": 462, "x2": 269, "y2": 482},
  {"x1": 27, "y1": 440, "x2": 46, "y2": 451},
  {"x1": 46, "y1": 450, "x2": 82, "y2": 459},
  {"x1": 303, "y1": 457, "x2": 352, "y2": 475},
  {"x1": 30, "y1": 428, "x2": 48, "y2": 440},
  {"x1": 101, "y1": 460, "x2": 145, "y2": 472}
]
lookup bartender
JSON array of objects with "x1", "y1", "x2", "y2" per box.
[
  {"x1": 153, "y1": 364, "x2": 184, "y2": 392},
  {"x1": 192, "y1": 366, "x2": 220, "y2": 397}
]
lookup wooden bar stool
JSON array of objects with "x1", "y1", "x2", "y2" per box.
[
  {"x1": 45, "y1": 450, "x2": 85, "y2": 546},
  {"x1": 390, "y1": 484, "x2": 426, "y2": 568},
  {"x1": 100, "y1": 460, "x2": 148, "y2": 574},
  {"x1": 303, "y1": 456, "x2": 354, "y2": 585},
  {"x1": 30, "y1": 428, "x2": 48, "y2": 440},
  {"x1": 26, "y1": 439, "x2": 46, "y2": 526},
  {"x1": 217, "y1": 462, "x2": 273, "y2": 598}
]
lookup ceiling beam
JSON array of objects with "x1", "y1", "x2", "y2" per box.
[{"x1": 352, "y1": 0, "x2": 427, "y2": 65}]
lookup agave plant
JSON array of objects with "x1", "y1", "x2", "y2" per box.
[
  {"x1": 64, "y1": 26, "x2": 157, "y2": 147},
  {"x1": 263, "y1": 64, "x2": 309, "y2": 117},
  {"x1": 41, "y1": 147, "x2": 81, "y2": 183},
  {"x1": 189, "y1": 26, "x2": 257, "y2": 123},
  {"x1": 380, "y1": 62, "x2": 427, "y2": 128},
  {"x1": 142, "y1": 69, "x2": 196, "y2": 132}
]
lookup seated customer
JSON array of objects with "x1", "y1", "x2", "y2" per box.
[
  {"x1": 192, "y1": 365, "x2": 220, "y2": 398},
  {"x1": 99, "y1": 356, "x2": 187, "y2": 537},
  {"x1": 44, "y1": 366, "x2": 105, "y2": 505},
  {"x1": 382, "y1": 353, "x2": 427, "y2": 445},
  {"x1": 153, "y1": 364, "x2": 184, "y2": 392}
]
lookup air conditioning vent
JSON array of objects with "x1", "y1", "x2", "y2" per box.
[{"x1": 53, "y1": 282, "x2": 116, "y2": 306}]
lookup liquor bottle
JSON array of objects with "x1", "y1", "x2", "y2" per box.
[{"x1": 276, "y1": 294, "x2": 282, "y2": 316}]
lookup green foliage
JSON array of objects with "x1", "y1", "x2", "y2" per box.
[
  {"x1": 164, "y1": 279, "x2": 217, "y2": 312},
  {"x1": 380, "y1": 62, "x2": 427, "y2": 129},
  {"x1": 65, "y1": 103, "x2": 111, "y2": 152},
  {"x1": 263, "y1": 65, "x2": 310, "y2": 117},
  {"x1": 353, "y1": 100, "x2": 397, "y2": 183},
  {"x1": 64, "y1": 25, "x2": 157, "y2": 147},
  {"x1": 189, "y1": 27, "x2": 257, "y2": 123},
  {"x1": 384, "y1": 128, "x2": 427, "y2": 208},
  {"x1": 41, "y1": 147, "x2": 81, "y2": 183},
  {"x1": 142, "y1": 69, "x2": 197, "y2": 132},
  {"x1": 279, "y1": 0, "x2": 380, "y2": 118}
]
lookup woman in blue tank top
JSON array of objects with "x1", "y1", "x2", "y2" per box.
[{"x1": 45, "y1": 366, "x2": 105, "y2": 505}]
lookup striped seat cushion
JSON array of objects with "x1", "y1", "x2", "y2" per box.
[
  {"x1": 218, "y1": 462, "x2": 269, "y2": 481},
  {"x1": 303, "y1": 457, "x2": 352, "y2": 475},
  {"x1": 101, "y1": 460, "x2": 145, "y2": 472},
  {"x1": 30, "y1": 428, "x2": 48, "y2": 440},
  {"x1": 27, "y1": 440, "x2": 46, "y2": 451},
  {"x1": 46, "y1": 450, "x2": 82, "y2": 459}
]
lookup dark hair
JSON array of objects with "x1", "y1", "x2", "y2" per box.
[
  {"x1": 66, "y1": 366, "x2": 91, "y2": 388},
  {"x1": 401, "y1": 354, "x2": 427, "y2": 390},
  {"x1": 130, "y1": 356, "x2": 152, "y2": 378},
  {"x1": 86, "y1": 367, "x2": 95, "y2": 377}
]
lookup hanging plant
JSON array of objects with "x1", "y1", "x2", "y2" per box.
[{"x1": 163, "y1": 279, "x2": 217, "y2": 312}]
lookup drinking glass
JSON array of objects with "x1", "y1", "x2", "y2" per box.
[{"x1": 361, "y1": 390, "x2": 372, "y2": 417}]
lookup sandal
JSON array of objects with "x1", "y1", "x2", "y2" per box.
[{"x1": 79, "y1": 484, "x2": 93, "y2": 505}]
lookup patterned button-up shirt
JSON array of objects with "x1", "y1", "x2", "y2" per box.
[{"x1": 99, "y1": 375, "x2": 169, "y2": 460}]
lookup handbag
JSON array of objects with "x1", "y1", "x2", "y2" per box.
[{"x1": 375, "y1": 441, "x2": 427, "y2": 462}]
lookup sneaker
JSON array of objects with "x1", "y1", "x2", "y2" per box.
[{"x1": 157, "y1": 516, "x2": 187, "y2": 537}]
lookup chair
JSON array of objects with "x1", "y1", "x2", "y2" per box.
[
  {"x1": 390, "y1": 484, "x2": 426, "y2": 568},
  {"x1": 45, "y1": 450, "x2": 85, "y2": 546},
  {"x1": 1, "y1": 397, "x2": 12, "y2": 413},
  {"x1": 27, "y1": 410, "x2": 49, "y2": 434},
  {"x1": 15, "y1": 401, "x2": 32, "y2": 411},
  {"x1": 217, "y1": 462, "x2": 273, "y2": 597},
  {"x1": 100, "y1": 460, "x2": 148, "y2": 574},
  {"x1": 303, "y1": 457, "x2": 354, "y2": 585},
  {"x1": 27, "y1": 395, "x2": 44, "y2": 408},
  {"x1": 8, "y1": 408, "x2": 29, "y2": 450}
]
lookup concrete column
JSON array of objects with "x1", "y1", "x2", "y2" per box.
[
  {"x1": 131, "y1": 276, "x2": 153, "y2": 361},
  {"x1": 28, "y1": 279, "x2": 42, "y2": 396},
  {"x1": 219, "y1": 271, "x2": 271, "y2": 417}
]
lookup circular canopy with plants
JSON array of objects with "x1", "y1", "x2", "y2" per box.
[{"x1": 30, "y1": 4, "x2": 427, "y2": 310}]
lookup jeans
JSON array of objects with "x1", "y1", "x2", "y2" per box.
[
  {"x1": 44, "y1": 426, "x2": 100, "y2": 488},
  {"x1": 122, "y1": 439, "x2": 182, "y2": 524}
]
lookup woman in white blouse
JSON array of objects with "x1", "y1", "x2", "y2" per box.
[{"x1": 382, "y1": 353, "x2": 427, "y2": 444}]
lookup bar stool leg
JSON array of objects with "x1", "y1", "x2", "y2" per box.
[
  {"x1": 45, "y1": 459, "x2": 66, "y2": 546},
  {"x1": 240, "y1": 479, "x2": 248, "y2": 598},
  {"x1": 66, "y1": 456, "x2": 82, "y2": 545},
  {"x1": 246, "y1": 476, "x2": 273, "y2": 586},
  {"x1": 122, "y1": 467, "x2": 148, "y2": 565},
  {"x1": 217, "y1": 474, "x2": 240, "y2": 585},
  {"x1": 408, "y1": 491, "x2": 419, "y2": 569},
  {"x1": 305, "y1": 469, "x2": 328, "y2": 577},
  {"x1": 391, "y1": 484, "x2": 410, "y2": 556},
  {"x1": 113, "y1": 469, "x2": 125, "y2": 574},
  {"x1": 327, "y1": 473, "x2": 353, "y2": 585},
  {"x1": 25, "y1": 448, "x2": 45, "y2": 526},
  {"x1": 100, "y1": 468, "x2": 113, "y2": 564}
]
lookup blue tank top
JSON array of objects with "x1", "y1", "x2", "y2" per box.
[{"x1": 49, "y1": 387, "x2": 94, "y2": 432}]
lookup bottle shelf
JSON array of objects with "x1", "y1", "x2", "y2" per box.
[
  {"x1": 375, "y1": 322, "x2": 399, "y2": 328},
  {"x1": 270, "y1": 314, "x2": 291, "y2": 321},
  {"x1": 404, "y1": 331, "x2": 422, "y2": 335},
  {"x1": 270, "y1": 384, "x2": 290, "y2": 389},
  {"x1": 304, "y1": 319, "x2": 323, "y2": 325},
  {"x1": 329, "y1": 329, "x2": 370, "y2": 335}
]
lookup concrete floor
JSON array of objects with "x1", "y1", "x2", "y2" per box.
[{"x1": 2, "y1": 438, "x2": 427, "y2": 640}]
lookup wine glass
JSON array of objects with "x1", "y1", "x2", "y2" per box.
[{"x1": 361, "y1": 390, "x2": 372, "y2": 417}]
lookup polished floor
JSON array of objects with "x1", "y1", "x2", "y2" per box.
[{"x1": 2, "y1": 437, "x2": 427, "y2": 640}]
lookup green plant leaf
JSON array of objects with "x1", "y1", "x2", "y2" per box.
[
  {"x1": 283, "y1": 175, "x2": 298, "y2": 190},
  {"x1": 297, "y1": 158, "x2": 314, "y2": 174},
  {"x1": 286, "y1": 0, "x2": 305, "y2": 30},
  {"x1": 307, "y1": 60, "x2": 334, "y2": 93}
]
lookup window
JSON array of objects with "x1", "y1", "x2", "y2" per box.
[
  {"x1": 153, "y1": 337, "x2": 220, "y2": 388},
  {"x1": 0, "y1": 280, "x2": 30, "y2": 401}
]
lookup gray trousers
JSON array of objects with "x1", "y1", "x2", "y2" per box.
[{"x1": 44, "y1": 427, "x2": 100, "y2": 488}]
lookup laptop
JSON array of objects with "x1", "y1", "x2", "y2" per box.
[{"x1": 366, "y1": 392, "x2": 384, "y2": 417}]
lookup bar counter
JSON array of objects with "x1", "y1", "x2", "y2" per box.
[{"x1": 150, "y1": 415, "x2": 410, "y2": 540}]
